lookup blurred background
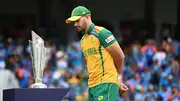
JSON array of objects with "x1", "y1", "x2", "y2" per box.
[{"x1": 0, "y1": 0, "x2": 180, "y2": 101}]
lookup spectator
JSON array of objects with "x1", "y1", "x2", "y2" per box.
[
  {"x1": 0, "y1": 62, "x2": 19, "y2": 101},
  {"x1": 0, "y1": 42, "x2": 6, "y2": 65},
  {"x1": 56, "y1": 50, "x2": 68, "y2": 70},
  {"x1": 141, "y1": 39, "x2": 157, "y2": 65},
  {"x1": 134, "y1": 84, "x2": 145, "y2": 101}
]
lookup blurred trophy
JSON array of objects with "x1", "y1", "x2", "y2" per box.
[{"x1": 29, "y1": 31, "x2": 47, "y2": 88}]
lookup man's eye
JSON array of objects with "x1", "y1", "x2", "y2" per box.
[{"x1": 76, "y1": 19, "x2": 80, "y2": 22}]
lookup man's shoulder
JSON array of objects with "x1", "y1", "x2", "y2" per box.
[
  {"x1": 93, "y1": 26, "x2": 104, "y2": 33},
  {"x1": 92, "y1": 25, "x2": 112, "y2": 36}
]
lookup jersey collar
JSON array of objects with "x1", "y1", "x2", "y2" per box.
[
  {"x1": 82, "y1": 23, "x2": 95, "y2": 35},
  {"x1": 87, "y1": 23, "x2": 95, "y2": 34}
]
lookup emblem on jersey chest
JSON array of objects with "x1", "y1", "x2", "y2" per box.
[{"x1": 83, "y1": 47, "x2": 97, "y2": 56}]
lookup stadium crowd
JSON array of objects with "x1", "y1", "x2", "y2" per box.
[{"x1": 0, "y1": 33, "x2": 180, "y2": 101}]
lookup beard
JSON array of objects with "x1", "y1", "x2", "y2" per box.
[
  {"x1": 76, "y1": 26, "x2": 85, "y2": 32},
  {"x1": 76, "y1": 26, "x2": 85, "y2": 38},
  {"x1": 75, "y1": 26, "x2": 82, "y2": 32},
  {"x1": 77, "y1": 28, "x2": 82, "y2": 32},
  {"x1": 76, "y1": 21, "x2": 86, "y2": 32}
]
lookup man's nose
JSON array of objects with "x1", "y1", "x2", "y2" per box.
[{"x1": 74, "y1": 22, "x2": 77, "y2": 27}]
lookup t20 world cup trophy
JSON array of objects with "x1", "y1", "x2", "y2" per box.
[{"x1": 29, "y1": 31, "x2": 47, "y2": 88}]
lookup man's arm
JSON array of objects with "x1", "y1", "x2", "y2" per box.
[
  {"x1": 98, "y1": 29, "x2": 129, "y2": 92},
  {"x1": 106, "y1": 42, "x2": 125, "y2": 73},
  {"x1": 98, "y1": 29, "x2": 125, "y2": 74}
]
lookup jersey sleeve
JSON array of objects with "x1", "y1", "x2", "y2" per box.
[{"x1": 98, "y1": 29, "x2": 117, "y2": 48}]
